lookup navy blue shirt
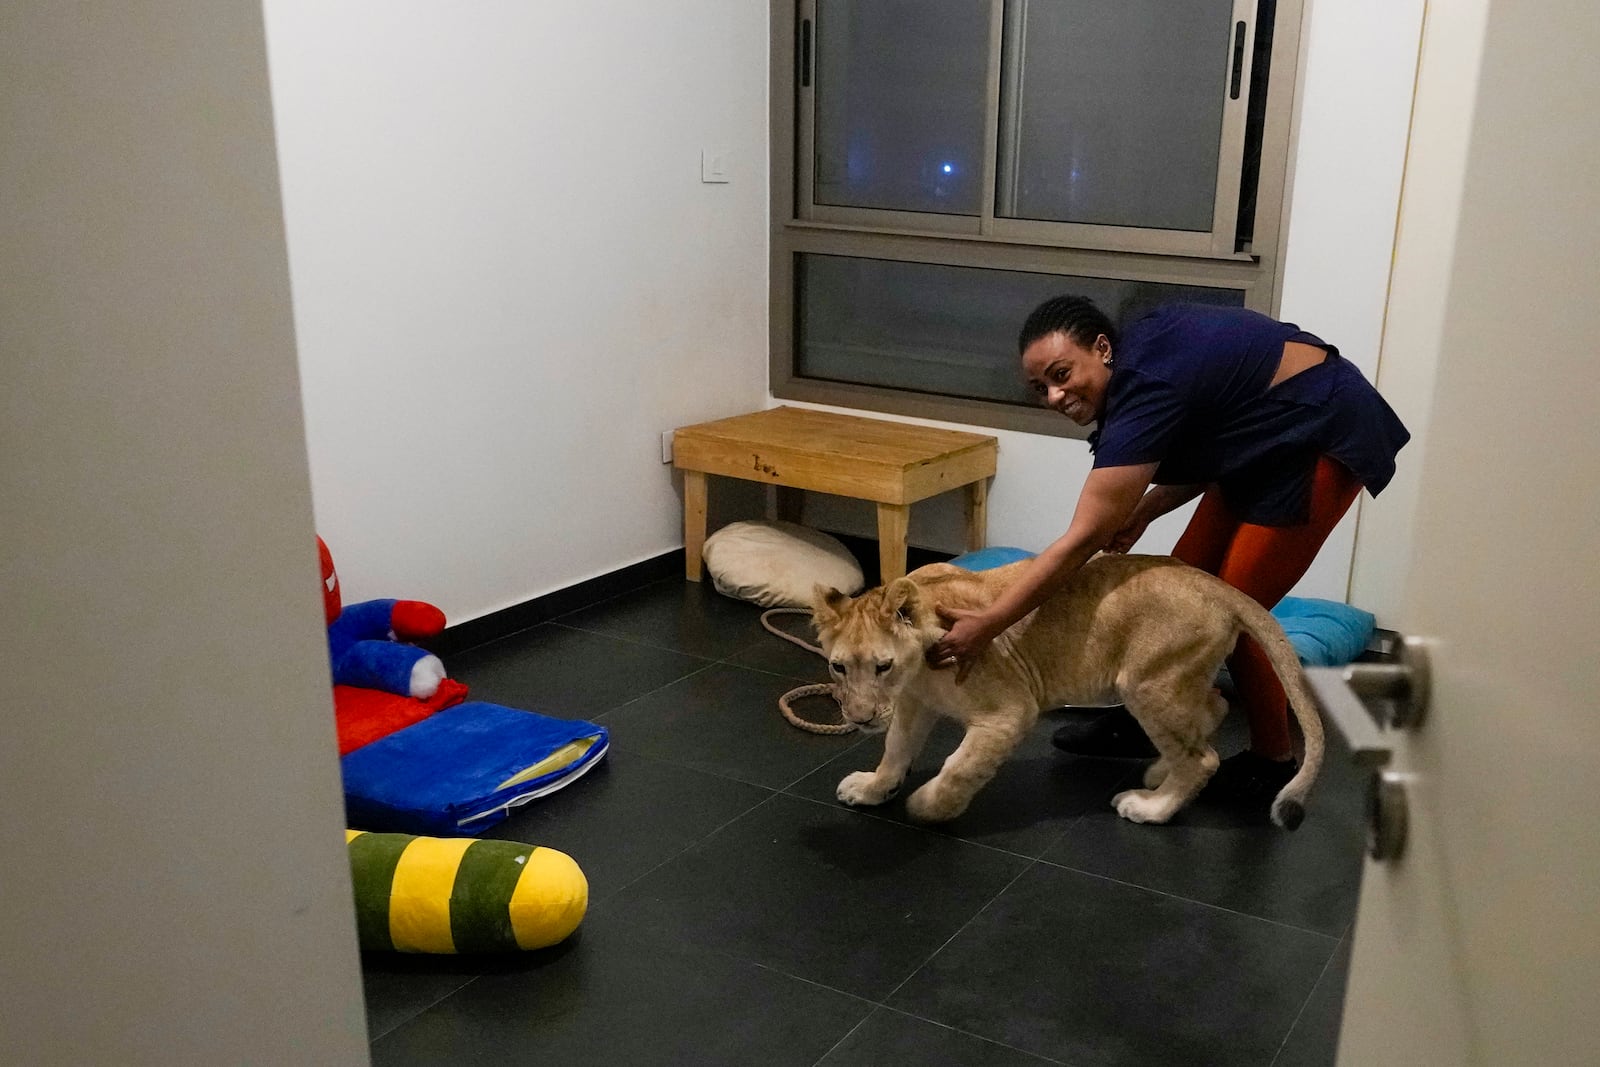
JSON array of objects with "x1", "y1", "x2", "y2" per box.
[{"x1": 1089, "y1": 304, "x2": 1410, "y2": 525}]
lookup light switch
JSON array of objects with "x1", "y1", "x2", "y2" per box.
[{"x1": 701, "y1": 148, "x2": 730, "y2": 183}]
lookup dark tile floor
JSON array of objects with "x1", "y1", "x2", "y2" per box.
[{"x1": 363, "y1": 577, "x2": 1364, "y2": 1067}]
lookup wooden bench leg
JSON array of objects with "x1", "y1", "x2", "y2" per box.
[
  {"x1": 772, "y1": 486, "x2": 804, "y2": 525},
  {"x1": 683, "y1": 470, "x2": 708, "y2": 581},
  {"x1": 877, "y1": 502, "x2": 909, "y2": 584},
  {"x1": 964, "y1": 477, "x2": 989, "y2": 551}
]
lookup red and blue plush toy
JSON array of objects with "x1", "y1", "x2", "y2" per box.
[
  {"x1": 319, "y1": 536, "x2": 447, "y2": 699},
  {"x1": 320, "y1": 536, "x2": 611, "y2": 838}
]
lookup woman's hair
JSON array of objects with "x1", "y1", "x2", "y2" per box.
[{"x1": 1017, "y1": 295, "x2": 1117, "y2": 354}]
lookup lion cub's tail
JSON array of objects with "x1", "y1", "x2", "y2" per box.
[{"x1": 1225, "y1": 592, "x2": 1326, "y2": 832}]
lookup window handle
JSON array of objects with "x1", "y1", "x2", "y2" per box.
[
  {"x1": 800, "y1": 18, "x2": 812, "y2": 88},
  {"x1": 1229, "y1": 19, "x2": 1247, "y2": 99}
]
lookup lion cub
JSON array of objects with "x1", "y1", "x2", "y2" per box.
[{"x1": 811, "y1": 555, "x2": 1324, "y2": 829}]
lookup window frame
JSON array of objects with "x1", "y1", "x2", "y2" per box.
[{"x1": 769, "y1": 0, "x2": 1308, "y2": 439}]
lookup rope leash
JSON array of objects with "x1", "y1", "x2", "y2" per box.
[{"x1": 760, "y1": 608, "x2": 856, "y2": 735}]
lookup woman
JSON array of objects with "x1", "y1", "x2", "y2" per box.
[{"x1": 928, "y1": 295, "x2": 1410, "y2": 802}]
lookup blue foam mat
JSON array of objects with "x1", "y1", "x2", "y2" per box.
[{"x1": 341, "y1": 701, "x2": 609, "y2": 836}]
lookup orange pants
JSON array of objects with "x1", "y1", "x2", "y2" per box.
[{"x1": 1170, "y1": 456, "x2": 1363, "y2": 760}]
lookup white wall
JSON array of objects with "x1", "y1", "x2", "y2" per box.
[
  {"x1": 265, "y1": 1, "x2": 770, "y2": 622},
  {"x1": 1276, "y1": 0, "x2": 1426, "y2": 604},
  {"x1": 798, "y1": 1, "x2": 1426, "y2": 606},
  {"x1": 1348, "y1": 2, "x2": 1489, "y2": 622},
  {"x1": 2, "y1": 3, "x2": 367, "y2": 1063}
]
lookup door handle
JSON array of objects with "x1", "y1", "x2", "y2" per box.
[
  {"x1": 1304, "y1": 634, "x2": 1432, "y2": 764},
  {"x1": 1305, "y1": 665, "x2": 1393, "y2": 768},
  {"x1": 1304, "y1": 669, "x2": 1416, "y2": 862},
  {"x1": 1342, "y1": 635, "x2": 1432, "y2": 730},
  {"x1": 1304, "y1": 632, "x2": 1433, "y2": 863}
]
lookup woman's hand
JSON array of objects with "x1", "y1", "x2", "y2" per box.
[
  {"x1": 1104, "y1": 482, "x2": 1204, "y2": 554},
  {"x1": 926, "y1": 465, "x2": 1157, "y2": 682},
  {"x1": 1105, "y1": 514, "x2": 1150, "y2": 554},
  {"x1": 926, "y1": 607, "x2": 998, "y2": 684}
]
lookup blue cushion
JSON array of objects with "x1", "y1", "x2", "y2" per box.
[
  {"x1": 948, "y1": 546, "x2": 1036, "y2": 571},
  {"x1": 1270, "y1": 596, "x2": 1376, "y2": 667},
  {"x1": 341, "y1": 702, "x2": 609, "y2": 836}
]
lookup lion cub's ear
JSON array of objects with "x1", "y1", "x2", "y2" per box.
[
  {"x1": 882, "y1": 577, "x2": 921, "y2": 625},
  {"x1": 811, "y1": 584, "x2": 850, "y2": 628}
]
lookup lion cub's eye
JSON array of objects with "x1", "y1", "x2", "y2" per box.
[
  {"x1": 875, "y1": 661, "x2": 892, "y2": 675},
  {"x1": 829, "y1": 661, "x2": 845, "y2": 675}
]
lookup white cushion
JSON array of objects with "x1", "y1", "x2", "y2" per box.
[{"x1": 702, "y1": 520, "x2": 864, "y2": 608}]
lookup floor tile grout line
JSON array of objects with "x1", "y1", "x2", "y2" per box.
[
  {"x1": 1033, "y1": 855, "x2": 1346, "y2": 942},
  {"x1": 880, "y1": 856, "x2": 1042, "y2": 1007},
  {"x1": 584, "y1": 658, "x2": 727, "y2": 723},
  {"x1": 542, "y1": 616, "x2": 825, "y2": 682},
  {"x1": 367, "y1": 974, "x2": 486, "y2": 1048},
  {"x1": 721, "y1": 618, "x2": 825, "y2": 665},
  {"x1": 804, "y1": 1002, "x2": 1072, "y2": 1067},
  {"x1": 440, "y1": 576, "x2": 700, "y2": 658},
  {"x1": 590, "y1": 789, "x2": 783, "y2": 906},
  {"x1": 712, "y1": 657, "x2": 829, "y2": 686},
  {"x1": 807, "y1": 1014, "x2": 875, "y2": 1067},
  {"x1": 675, "y1": 940, "x2": 1075, "y2": 1062},
  {"x1": 862, "y1": 1004, "x2": 1076, "y2": 1066},
  {"x1": 544, "y1": 618, "x2": 736, "y2": 660},
  {"x1": 1267, "y1": 926, "x2": 1348, "y2": 1067},
  {"x1": 446, "y1": 617, "x2": 723, "y2": 678}
]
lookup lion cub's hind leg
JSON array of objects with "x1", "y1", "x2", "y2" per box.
[
  {"x1": 837, "y1": 702, "x2": 936, "y2": 808},
  {"x1": 1141, "y1": 688, "x2": 1227, "y2": 789},
  {"x1": 1112, "y1": 685, "x2": 1225, "y2": 824}
]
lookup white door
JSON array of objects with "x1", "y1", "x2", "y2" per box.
[{"x1": 1336, "y1": 1, "x2": 1600, "y2": 1063}]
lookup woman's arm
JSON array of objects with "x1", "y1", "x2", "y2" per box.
[
  {"x1": 929, "y1": 461, "x2": 1156, "y2": 679},
  {"x1": 1106, "y1": 481, "x2": 1205, "y2": 553}
]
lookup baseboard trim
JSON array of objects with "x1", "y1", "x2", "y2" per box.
[
  {"x1": 427, "y1": 548, "x2": 685, "y2": 658},
  {"x1": 425, "y1": 534, "x2": 956, "y2": 659}
]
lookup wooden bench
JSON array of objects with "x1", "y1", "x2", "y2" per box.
[{"x1": 672, "y1": 406, "x2": 999, "y2": 584}]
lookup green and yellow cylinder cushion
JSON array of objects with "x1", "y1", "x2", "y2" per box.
[{"x1": 346, "y1": 830, "x2": 587, "y2": 953}]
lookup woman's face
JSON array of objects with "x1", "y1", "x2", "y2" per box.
[{"x1": 1022, "y1": 330, "x2": 1113, "y2": 425}]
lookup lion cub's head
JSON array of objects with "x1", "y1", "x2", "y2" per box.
[{"x1": 811, "y1": 578, "x2": 942, "y2": 733}]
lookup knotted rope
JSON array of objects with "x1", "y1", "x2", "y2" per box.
[{"x1": 759, "y1": 608, "x2": 856, "y2": 735}]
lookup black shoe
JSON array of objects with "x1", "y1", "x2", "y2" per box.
[
  {"x1": 1201, "y1": 750, "x2": 1297, "y2": 805},
  {"x1": 1050, "y1": 707, "x2": 1158, "y2": 759}
]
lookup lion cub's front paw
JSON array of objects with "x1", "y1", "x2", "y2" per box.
[
  {"x1": 905, "y1": 780, "x2": 969, "y2": 823},
  {"x1": 1113, "y1": 788, "x2": 1177, "y2": 825},
  {"x1": 837, "y1": 771, "x2": 896, "y2": 807}
]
